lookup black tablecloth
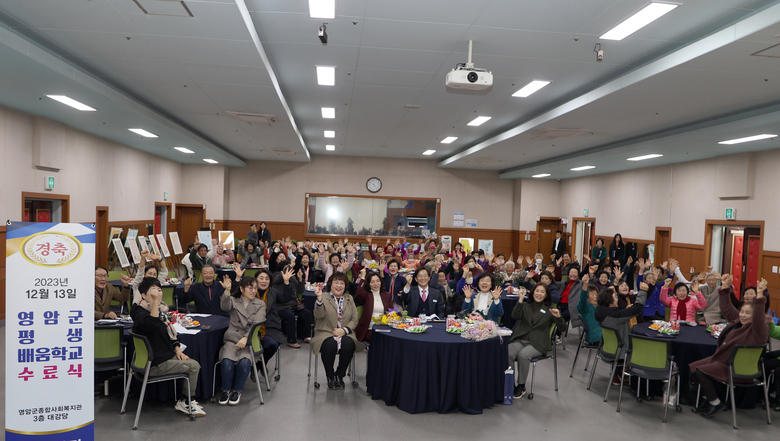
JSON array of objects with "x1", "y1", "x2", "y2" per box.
[
  {"x1": 631, "y1": 322, "x2": 717, "y2": 383},
  {"x1": 120, "y1": 314, "x2": 229, "y2": 401},
  {"x1": 499, "y1": 294, "x2": 521, "y2": 329},
  {"x1": 366, "y1": 322, "x2": 508, "y2": 414},
  {"x1": 302, "y1": 289, "x2": 317, "y2": 311}
]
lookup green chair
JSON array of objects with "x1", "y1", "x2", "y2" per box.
[
  {"x1": 211, "y1": 321, "x2": 268, "y2": 405},
  {"x1": 587, "y1": 325, "x2": 624, "y2": 402},
  {"x1": 161, "y1": 286, "x2": 175, "y2": 308},
  {"x1": 94, "y1": 324, "x2": 126, "y2": 396},
  {"x1": 108, "y1": 270, "x2": 128, "y2": 281},
  {"x1": 243, "y1": 268, "x2": 259, "y2": 278},
  {"x1": 617, "y1": 334, "x2": 681, "y2": 422},
  {"x1": 570, "y1": 325, "x2": 600, "y2": 378},
  {"x1": 193, "y1": 269, "x2": 202, "y2": 283},
  {"x1": 524, "y1": 323, "x2": 558, "y2": 400},
  {"x1": 120, "y1": 332, "x2": 196, "y2": 429},
  {"x1": 695, "y1": 345, "x2": 771, "y2": 429}
]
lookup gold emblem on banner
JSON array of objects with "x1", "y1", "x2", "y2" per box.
[{"x1": 20, "y1": 232, "x2": 83, "y2": 267}]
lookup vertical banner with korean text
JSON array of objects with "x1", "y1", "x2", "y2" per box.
[{"x1": 5, "y1": 222, "x2": 95, "y2": 441}]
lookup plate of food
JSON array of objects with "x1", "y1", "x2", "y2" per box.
[
  {"x1": 446, "y1": 327, "x2": 466, "y2": 334},
  {"x1": 404, "y1": 325, "x2": 431, "y2": 333}
]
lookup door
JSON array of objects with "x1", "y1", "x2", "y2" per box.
[
  {"x1": 654, "y1": 227, "x2": 671, "y2": 264},
  {"x1": 96, "y1": 206, "x2": 109, "y2": 267},
  {"x1": 176, "y1": 205, "x2": 205, "y2": 249},
  {"x1": 536, "y1": 218, "x2": 561, "y2": 263},
  {"x1": 745, "y1": 235, "x2": 760, "y2": 289},
  {"x1": 730, "y1": 232, "x2": 744, "y2": 295}
]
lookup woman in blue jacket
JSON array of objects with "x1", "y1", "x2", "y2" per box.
[{"x1": 461, "y1": 273, "x2": 504, "y2": 323}]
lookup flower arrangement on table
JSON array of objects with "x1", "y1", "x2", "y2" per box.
[
  {"x1": 364, "y1": 259, "x2": 379, "y2": 270},
  {"x1": 460, "y1": 319, "x2": 499, "y2": 341}
]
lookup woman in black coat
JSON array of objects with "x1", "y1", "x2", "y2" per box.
[{"x1": 608, "y1": 233, "x2": 626, "y2": 266}]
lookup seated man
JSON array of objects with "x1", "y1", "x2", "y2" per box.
[
  {"x1": 131, "y1": 277, "x2": 205, "y2": 417},
  {"x1": 188, "y1": 240, "x2": 216, "y2": 272},
  {"x1": 180, "y1": 264, "x2": 230, "y2": 316},
  {"x1": 400, "y1": 267, "x2": 445, "y2": 318},
  {"x1": 94, "y1": 266, "x2": 131, "y2": 320}
]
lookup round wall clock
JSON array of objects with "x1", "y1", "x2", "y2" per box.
[{"x1": 366, "y1": 177, "x2": 382, "y2": 193}]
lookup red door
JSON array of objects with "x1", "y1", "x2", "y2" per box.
[
  {"x1": 731, "y1": 234, "x2": 744, "y2": 296},
  {"x1": 745, "y1": 235, "x2": 760, "y2": 289}
]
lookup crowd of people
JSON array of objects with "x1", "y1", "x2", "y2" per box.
[{"x1": 95, "y1": 225, "x2": 780, "y2": 418}]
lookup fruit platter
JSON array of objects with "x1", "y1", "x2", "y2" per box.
[
  {"x1": 403, "y1": 325, "x2": 431, "y2": 333},
  {"x1": 446, "y1": 317, "x2": 467, "y2": 333}
]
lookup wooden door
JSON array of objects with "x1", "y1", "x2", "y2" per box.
[
  {"x1": 96, "y1": 206, "x2": 109, "y2": 267},
  {"x1": 745, "y1": 235, "x2": 760, "y2": 289},
  {"x1": 654, "y1": 227, "x2": 671, "y2": 264},
  {"x1": 731, "y1": 233, "x2": 744, "y2": 295},
  {"x1": 537, "y1": 218, "x2": 560, "y2": 263},
  {"x1": 177, "y1": 206, "x2": 205, "y2": 249}
]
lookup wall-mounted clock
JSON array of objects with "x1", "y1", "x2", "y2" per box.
[{"x1": 366, "y1": 177, "x2": 382, "y2": 193}]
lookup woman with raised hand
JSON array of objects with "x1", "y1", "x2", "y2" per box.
[
  {"x1": 311, "y1": 273, "x2": 363, "y2": 390},
  {"x1": 354, "y1": 269, "x2": 393, "y2": 342},
  {"x1": 461, "y1": 273, "x2": 504, "y2": 323},
  {"x1": 690, "y1": 274, "x2": 769, "y2": 417},
  {"x1": 659, "y1": 278, "x2": 707, "y2": 322},
  {"x1": 217, "y1": 276, "x2": 265, "y2": 406},
  {"x1": 238, "y1": 241, "x2": 262, "y2": 266},
  {"x1": 131, "y1": 250, "x2": 169, "y2": 304}
]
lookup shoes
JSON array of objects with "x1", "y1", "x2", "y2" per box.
[
  {"x1": 287, "y1": 342, "x2": 301, "y2": 349},
  {"x1": 304, "y1": 337, "x2": 312, "y2": 343},
  {"x1": 700, "y1": 402, "x2": 726, "y2": 418},
  {"x1": 554, "y1": 336, "x2": 562, "y2": 345},
  {"x1": 327, "y1": 377, "x2": 337, "y2": 390},
  {"x1": 513, "y1": 385, "x2": 526, "y2": 399},
  {"x1": 250, "y1": 369, "x2": 256, "y2": 383},
  {"x1": 228, "y1": 391, "x2": 241, "y2": 406},
  {"x1": 218, "y1": 391, "x2": 230, "y2": 405},
  {"x1": 612, "y1": 374, "x2": 622, "y2": 386},
  {"x1": 336, "y1": 376, "x2": 346, "y2": 389},
  {"x1": 175, "y1": 399, "x2": 206, "y2": 417}
]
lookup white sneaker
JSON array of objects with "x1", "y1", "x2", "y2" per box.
[{"x1": 175, "y1": 399, "x2": 206, "y2": 417}]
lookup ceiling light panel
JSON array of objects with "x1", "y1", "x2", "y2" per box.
[
  {"x1": 309, "y1": 0, "x2": 335, "y2": 19},
  {"x1": 467, "y1": 116, "x2": 491, "y2": 127},
  {"x1": 128, "y1": 128, "x2": 158, "y2": 138},
  {"x1": 174, "y1": 147, "x2": 194, "y2": 154},
  {"x1": 571, "y1": 165, "x2": 596, "y2": 171},
  {"x1": 203, "y1": 159, "x2": 219, "y2": 164},
  {"x1": 423, "y1": 150, "x2": 436, "y2": 155},
  {"x1": 316, "y1": 66, "x2": 335, "y2": 86},
  {"x1": 718, "y1": 134, "x2": 777, "y2": 145},
  {"x1": 532, "y1": 173, "x2": 551, "y2": 178},
  {"x1": 441, "y1": 137, "x2": 458, "y2": 144},
  {"x1": 326, "y1": 145, "x2": 335, "y2": 151},
  {"x1": 627, "y1": 154, "x2": 663, "y2": 161},
  {"x1": 321, "y1": 107, "x2": 335, "y2": 118},
  {"x1": 512, "y1": 81, "x2": 551, "y2": 98},
  {"x1": 600, "y1": 3, "x2": 679, "y2": 41},
  {"x1": 46, "y1": 95, "x2": 96, "y2": 111},
  {"x1": 324, "y1": 130, "x2": 335, "y2": 138}
]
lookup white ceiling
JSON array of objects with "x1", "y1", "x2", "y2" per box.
[{"x1": 0, "y1": 0, "x2": 780, "y2": 176}]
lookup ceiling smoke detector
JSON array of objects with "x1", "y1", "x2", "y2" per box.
[{"x1": 226, "y1": 111, "x2": 278, "y2": 125}]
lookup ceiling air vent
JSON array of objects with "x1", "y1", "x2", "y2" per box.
[
  {"x1": 465, "y1": 157, "x2": 499, "y2": 164},
  {"x1": 133, "y1": 0, "x2": 194, "y2": 17},
  {"x1": 226, "y1": 111, "x2": 278, "y2": 125},
  {"x1": 263, "y1": 149, "x2": 298, "y2": 156},
  {"x1": 530, "y1": 128, "x2": 589, "y2": 140}
]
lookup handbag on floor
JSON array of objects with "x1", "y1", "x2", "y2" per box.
[{"x1": 503, "y1": 367, "x2": 514, "y2": 405}]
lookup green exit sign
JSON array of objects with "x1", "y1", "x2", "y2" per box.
[
  {"x1": 583, "y1": 208, "x2": 588, "y2": 217},
  {"x1": 725, "y1": 208, "x2": 736, "y2": 220},
  {"x1": 44, "y1": 176, "x2": 55, "y2": 190}
]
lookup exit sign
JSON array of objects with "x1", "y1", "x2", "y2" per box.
[
  {"x1": 44, "y1": 176, "x2": 55, "y2": 190},
  {"x1": 583, "y1": 208, "x2": 588, "y2": 216},
  {"x1": 725, "y1": 208, "x2": 736, "y2": 220}
]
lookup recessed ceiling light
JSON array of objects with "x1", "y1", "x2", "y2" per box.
[
  {"x1": 718, "y1": 134, "x2": 778, "y2": 145},
  {"x1": 512, "y1": 81, "x2": 551, "y2": 98},
  {"x1": 532, "y1": 173, "x2": 551, "y2": 178},
  {"x1": 441, "y1": 137, "x2": 458, "y2": 144},
  {"x1": 128, "y1": 128, "x2": 158, "y2": 138},
  {"x1": 316, "y1": 66, "x2": 335, "y2": 86},
  {"x1": 324, "y1": 130, "x2": 335, "y2": 138},
  {"x1": 467, "y1": 116, "x2": 491, "y2": 126},
  {"x1": 326, "y1": 145, "x2": 335, "y2": 151},
  {"x1": 309, "y1": 0, "x2": 335, "y2": 19},
  {"x1": 321, "y1": 107, "x2": 335, "y2": 118},
  {"x1": 600, "y1": 3, "x2": 678, "y2": 41},
  {"x1": 627, "y1": 153, "x2": 663, "y2": 161},
  {"x1": 571, "y1": 165, "x2": 596, "y2": 171},
  {"x1": 174, "y1": 147, "x2": 194, "y2": 154},
  {"x1": 46, "y1": 95, "x2": 96, "y2": 111},
  {"x1": 203, "y1": 159, "x2": 218, "y2": 164},
  {"x1": 423, "y1": 150, "x2": 436, "y2": 155}
]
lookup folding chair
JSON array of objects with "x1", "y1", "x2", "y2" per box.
[
  {"x1": 161, "y1": 286, "x2": 175, "y2": 308},
  {"x1": 211, "y1": 321, "x2": 268, "y2": 405},
  {"x1": 120, "y1": 332, "x2": 195, "y2": 429},
  {"x1": 570, "y1": 325, "x2": 599, "y2": 377},
  {"x1": 307, "y1": 323, "x2": 357, "y2": 389},
  {"x1": 587, "y1": 325, "x2": 624, "y2": 402},
  {"x1": 524, "y1": 323, "x2": 558, "y2": 400},
  {"x1": 694, "y1": 345, "x2": 771, "y2": 429},
  {"x1": 94, "y1": 324, "x2": 126, "y2": 396},
  {"x1": 617, "y1": 334, "x2": 681, "y2": 422}
]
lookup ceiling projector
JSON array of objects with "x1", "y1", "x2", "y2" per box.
[{"x1": 445, "y1": 40, "x2": 493, "y2": 90}]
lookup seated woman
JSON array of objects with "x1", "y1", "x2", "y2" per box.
[
  {"x1": 461, "y1": 273, "x2": 504, "y2": 323},
  {"x1": 272, "y1": 263, "x2": 312, "y2": 348},
  {"x1": 455, "y1": 256, "x2": 482, "y2": 293},
  {"x1": 294, "y1": 252, "x2": 320, "y2": 292},
  {"x1": 210, "y1": 243, "x2": 235, "y2": 267},
  {"x1": 659, "y1": 279, "x2": 707, "y2": 322},
  {"x1": 730, "y1": 278, "x2": 770, "y2": 314},
  {"x1": 521, "y1": 270, "x2": 561, "y2": 304},
  {"x1": 507, "y1": 283, "x2": 565, "y2": 398},
  {"x1": 354, "y1": 270, "x2": 393, "y2": 342},
  {"x1": 248, "y1": 269, "x2": 283, "y2": 366},
  {"x1": 698, "y1": 271, "x2": 723, "y2": 325},
  {"x1": 576, "y1": 274, "x2": 602, "y2": 344},
  {"x1": 311, "y1": 272, "x2": 364, "y2": 390},
  {"x1": 764, "y1": 319, "x2": 780, "y2": 411},
  {"x1": 238, "y1": 242, "x2": 262, "y2": 267},
  {"x1": 690, "y1": 274, "x2": 768, "y2": 417},
  {"x1": 131, "y1": 250, "x2": 169, "y2": 305},
  {"x1": 595, "y1": 284, "x2": 648, "y2": 384},
  {"x1": 217, "y1": 277, "x2": 265, "y2": 406}
]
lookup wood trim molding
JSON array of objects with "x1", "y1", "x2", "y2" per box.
[
  {"x1": 107, "y1": 219, "x2": 154, "y2": 226},
  {"x1": 671, "y1": 242, "x2": 705, "y2": 250},
  {"x1": 763, "y1": 250, "x2": 780, "y2": 258},
  {"x1": 22, "y1": 191, "x2": 70, "y2": 223}
]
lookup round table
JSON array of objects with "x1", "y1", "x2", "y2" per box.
[
  {"x1": 366, "y1": 322, "x2": 508, "y2": 414},
  {"x1": 302, "y1": 289, "x2": 317, "y2": 311},
  {"x1": 499, "y1": 293, "x2": 521, "y2": 329},
  {"x1": 121, "y1": 314, "x2": 230, "y2": 401}
]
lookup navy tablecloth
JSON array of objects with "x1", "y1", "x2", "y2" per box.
[
  {"x1": 366, "y1": 322, "x2": 508, "y2": 414},
  {"x1": 302, "y1": 289, "x2": 317, "y2": 311},
  {"x1": 120, "y1": 314, "x2": 229, "y2": 401},
  {"x1": 631, "y1": 322, "x2": 717, "y2": 383},
  {"x1": 499, "y1": 294, "x2": 521, "y2": 329}
]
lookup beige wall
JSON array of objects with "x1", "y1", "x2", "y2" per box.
[
  {"x1": 518, "y1": 178, "x2": 561, "y2": 231},
  {"x1": 0, "y1": 104, "x2": 188, "y2": 223},
  {"x1": 226, "y1": 156, "x2": 516, "y2": 230}
]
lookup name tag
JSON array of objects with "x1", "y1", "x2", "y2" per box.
[
  {"x1": 433, "y1": 299, "x2": 437, "y2": 303},
  {"x1": 540, "y1": 309, "x2": 547, "y2": 314}
]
